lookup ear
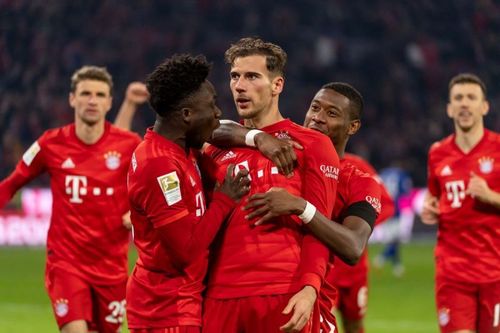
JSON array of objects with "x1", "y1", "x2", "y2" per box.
[
  {"x1": 271, "y1": 76, "x2": 284, "y2": 96},
  {"x1": 181, "y1": 107, "x2": 193, "y2": 124},
  {"x1": 482, "y1": 100, "x2": 490, "y2": 116},
  {"x1": 348, "y1": 119, "x2": 361, "y2": 136},
  {"x1": 446, "y1": 103, "x2": 453, "y2": 119},
  {"x1": 69, "y1": 93, "x2": 75, "y2": 108}
]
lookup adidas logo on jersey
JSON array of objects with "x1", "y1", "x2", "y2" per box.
[
  {"x1": 440, "y1": 165, "x2": 452, "y2": 176},
  {"x1": 61, "y1": 158, "x2": 75, "y2": 169},
  {"x1": 221, "y1": 151, "x2": 237, "y2": 162}
]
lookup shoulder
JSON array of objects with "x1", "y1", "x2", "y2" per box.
[
  {"x1": 485, "y1": 129, "x2": 500, "y2": 145},
  {"x1": 37, "y1": 125, "x2": 72, "y2": 146},
  {"x1": 429, "y1": 134, "x2": 453, "y2": 155},
  {"x1": 108, "y1": 124, "x2": 142, "y2": 144}
]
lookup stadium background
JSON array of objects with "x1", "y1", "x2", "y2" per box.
[{"x1": 1, "y1": 1, "x2": 500, "y2": 332}]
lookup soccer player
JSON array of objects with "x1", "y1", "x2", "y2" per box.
[
  {"x1": 202, "y1": 38, "x2": 339, "y2": 333},
  {"x1": 421, "y1": 73, "x2": 500, "y2": 333},
  {"x1": 329, "y1": 153, "x2": 395, "y2": 333},
  {"x1": 244, "y1": 82, "x2": 387, "y2": 333},
  {"x1": 0, "y1": 66, "x2": 142, "y2": 333},
  {"x1": 126, "y1": 54, "x2": 250, "y2": 333}
]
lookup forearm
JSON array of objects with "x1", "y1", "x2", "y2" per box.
[
  {"x1": 158, "y1": 191, "x2": 235, "y2": 268},
  {"x1": 483, "y1": 189, "x2": 500, "y2": 209},
  {"x1": 114, "y1": 100, "x2": 138, "y2": 130},
  {"x1": 306, "y1": 214, "x2": 368, "y2": 265},
  {"x1": 210, "y1": 120, "x2": 249, "y2": 147},
  {"x1": 0, "y1": 171, "x2": 32, "y2": 208}
]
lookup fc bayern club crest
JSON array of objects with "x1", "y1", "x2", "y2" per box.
[
  {"x1": 104, "y1": 151, "x2": 121, "y2": 170},
  {"x1": 478, "y1": 156, "x2": 494, "y2": 174},
  {"x1": 54, "y1": 298, "x2": 69, "y2": 317},
  {"x1": 438, "y1": 307, "x2": 450, "y2": 326}
]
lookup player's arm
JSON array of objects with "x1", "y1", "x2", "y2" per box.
[
  {"x1": 209, "y1": 120, "x2": 301, "y2": 176},
  {"x1": 0, "y1": 141, "x2": 46, "y2": 208},
  {"x1": 151, "y1": 165, "x2": 249, "y2": 269},
  {"x1": 113, "y1": 82, "x2": 149, "y2": 130},
  {"x1": 466, "y1": 172, "x2": 500, "y2": 209},
  {"x1": 245, "y1": 187, "x2": 377, "y2": 265},
  {"x1": 421, "y1": 150, "x2": 441, "y2": 224},
  {"x1": 375, "y1": 179, "x2": 395, "y2": 225}
]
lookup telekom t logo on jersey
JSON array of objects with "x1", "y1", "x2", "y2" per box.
[
  {"x1": 445, "y1": 180, "x2": 465, "y2": 208},
  {"x1": 65, "y1": 175, "x2": 115, "y2": 203}
]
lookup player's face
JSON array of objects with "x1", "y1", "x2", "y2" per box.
[
  {"x1": 304, "y1": 88, "x2": 356, "y2": 145},
  {"x1": 186, "y1": 80, "x2": 222, "y2": 149},
  {"x1": 447, "y1": 83, "x2": 489, "y2": 132},
  {"x1": 229, "y1": 55, "x2": 283, "y2": 119},
  {"x1": 70, "y1": 80, "x2": 112, "y2": 126}
]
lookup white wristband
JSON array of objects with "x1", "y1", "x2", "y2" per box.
[
  {"x1": 245, "y1": 129, "x2": 263, "y2": 147},
  {"x1": 298, "y1": 201, "x2": 317, "y2": 224}
]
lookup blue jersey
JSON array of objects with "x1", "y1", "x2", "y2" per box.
[{"x1": 379, "y1": 167, "x2": 412, "y2": 217}]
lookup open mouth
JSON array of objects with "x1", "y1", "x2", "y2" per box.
[
  {"x1": 236, "y1": 97, "x2": 250, "y2": 108},
  {"x1": 308, "y1": 124, "x2": 327, "y2": 134}
]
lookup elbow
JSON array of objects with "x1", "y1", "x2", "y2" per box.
[{"x1": 340, "y1": 243, "x2": 365, "y2": 266}]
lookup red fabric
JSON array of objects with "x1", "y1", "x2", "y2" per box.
[
  {"x1": 130, "y1": 327, "x2": 200, "y2": 333},
  {"x1": 0, "y1": 122, "x2": 140, "y2": 285},
  {"x1": 343, "y1": 153, "x2": 395, "y2": 225},
  {"x1": 126, "y1": 129, "x2": 236, "y2": 329},
  {"x1": 45, "y1": 265, "x2": 126, "y2": 332},
  {"x1": 428, "y1": 130, "x2": 500, "y2": 283},
  {"x1": 204, "y1": 119, "x2": 339, "y2": 298},
  {"x1": 435, "y1": 275, "x2": 500, "y2": 333},
  {"x1": 202, "y1": 294, "x2": 313, "y2": 333}
]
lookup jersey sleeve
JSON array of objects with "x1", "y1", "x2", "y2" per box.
[
  {"x1": 427, "y1": 145, "x2": 440, "y2": 197},
  {"x1": 346, "y1": 170, "x2": 382, "y2": 227},
  {"x1": 375, "y1": 180, "x2": 395, "y2": 225},
  {"x1": 135, "y1": 156, "x2": 236, "y2": 268},
  {"x1": 0, "y1": 137, "x2": 47, "y2": 207},
  {"x1": 298, "y1": 136, "x2": 340, "y2": 292}
]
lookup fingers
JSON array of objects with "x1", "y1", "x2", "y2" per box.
[
  {"x1": 245, "y1": 206, "x2": 269, "y2": 220},
  {"x1": 254, "y1": 212, "x2": 274, "y2": 226},
  {"x1": 288, "y1": 139, "x2": 304, "y2": 150},
  {"x1": 225, "y1": 164, "x2": 236, "y2": 180}
]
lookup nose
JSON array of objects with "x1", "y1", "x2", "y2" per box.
[
  {"x1": 312, "y1": 111, "x2": 326, "y2": 123},
  {"x1": 233, "y1": 77, "x2": 246, "y2": 93}
]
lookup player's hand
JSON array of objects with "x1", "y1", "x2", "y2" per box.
[
  {"x1": 125, "y1": 82, "x2": 149, "y2": 105},
  {"x1": 280, "y1": 285, "x2": 316, "y2": 332},
  {"x1": 243, "y1": 187, "x2": 305, "y2": 225},
  {"x1": 420, "y1": 192, "x2": 439, "y2": 225},
  {"x1": 218, "y1": 164, "x2": 250, "y2": 202},
  {"x1": 122, "y1": 211, "x2": 132, "y2": 230},
  {"x1": 466, "y1": 172, "x2": 493, "y2": 203},
  {"x1": 254, "y1": 132, "x2": 303, "y2": 177}
]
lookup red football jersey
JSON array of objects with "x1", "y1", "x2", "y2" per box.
[
  {"x1": 0, "y1": 122, "x2": 141, "y2": 284},
  {"x1": 325, "y1": 159, "x2": 383, "y2": 289},
  {"x1": 204, "y1": 119, "x2": 339, "y2": 299},
  {"x1": 126, "y1": 129, "x2": 236, "y2": 328},
  {"x1": 328, "y1": 154, "x2": 395, "y2": 289},
  {"x1": 428, "y1": 130, "x2": 500, "y2": 283}
]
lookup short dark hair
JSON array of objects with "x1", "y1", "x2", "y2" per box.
[
  {"x1": 224, "y1": 37, "x2": 287, "y2": 77},
  {"x1": 448, "y1": 73, "x2": 487, "y2": 99},
  {"x1": 321, "y1": 82, "x2": 364, "y2": 120},
  {"x1": 146, "y1": 54, "x2": 211, "y2": 117},
  {"x1": 70, "y1": 66, "x2": 113, "y2": 95}
]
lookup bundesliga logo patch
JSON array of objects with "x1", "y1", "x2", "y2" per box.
[
  {"x1": 157, "y1": 171, "x2": 182, "y2": 206},
  {"x1": 54, "y1": 298, "x2": 69, "y2": 317}
]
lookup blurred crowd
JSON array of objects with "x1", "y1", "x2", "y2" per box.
[{"x1": 1, "y1": 0, "x2": 500, "y2": 186}]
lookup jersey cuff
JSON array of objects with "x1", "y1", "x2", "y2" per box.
[
  {"x1": 153, "y1": 209, "x2": 190, "y2": 228},
  {"x1": 299, "y1": 272, "x2": 322, "y2": 294},
  {"x1": 345, "y1": 201, "x2": 377, "y2": 229}
]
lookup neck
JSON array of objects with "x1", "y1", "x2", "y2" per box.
[
  {"x1": 75, "y1": 118, "x2": 105, "y2": 144},
  {"x1": 335, "y1": 140, "x2": 347, "y2": 159},
  {"x1": 454, "y1": 123, "x2": 484, "y2": 153},
  {"x1": 153, "y1": 117, "x2": 188, "y2": 153},
  {"x1": 243, "y1": 104, "x2": 284, "y2": 129}
]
